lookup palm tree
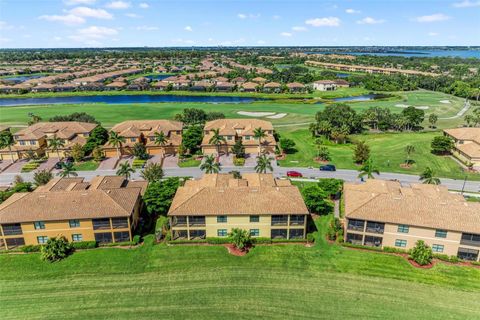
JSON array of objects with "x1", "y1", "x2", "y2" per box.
[
  {"x1": 108, "y1": 131, "x2": 126, "y2": 158},
  {"x1": 208, "y1": 129, "x2": 226, "y2": 158},
  {"x1": 57, "y1": 162, "x2": 77, "y2": 178},
  {"x1": 116, "y1": 162, "x2": 135, "y2": 180},
  {"x1": 140, "y1": 163, "x2": 163, "y2": 182},
  {"x1": 255, "y1": 154, "x2": 274, "y2": 173},
  {"x1": 253, "y1": 127, "x2": 267, "y2": 155},
  {"x1": 154, "y1": 131, "x2": 168, "y2": 154},
  {"x1": 358, "y1": 158, "x2": 380, "y2": 179},
  {"x1": 200, "y1": 154, "x2": 221, "y2": 173},
  {"x1": 47, "y1": 135, "x2": 65, "y2": 160},
  {"x1": 420, "y1": 167, "x2": 441, "y2": 185},
  {"x1": 0, "y1": 131, "x2": 15, "y2": 162},
  {"x1": 404, "y1": 144, "x2": 415, "y2": 165}
]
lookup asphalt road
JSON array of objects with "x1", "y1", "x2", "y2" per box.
[{"x1": 1, "y1": 166, "x2": 479, "y2": 192}]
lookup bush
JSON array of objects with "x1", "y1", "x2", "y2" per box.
[
  {"x1": 233, "y1": 157, "x2": 245, "y2": 166},
  {"x1": 132, "y1": 159, "x2": 147, "y2": 169},
  {"x1": 21, "y1": 245, "x2": 42, "y2": 253},
  {"x1": 433, "y1": 254, "x2": 460, "y2": 263},
  {"x1": 229, "y1": 228, "x2": 251, "y2": 250},
  {"x1": 206, "y1": 237, "x2": 231, "y2": 244},
  {"x1": 155, "y1": 216, "x2": 169, "y2": 241},
  {"x1": 306, "y1": 233, "x2": 315, "y2": 243},
  {"x1": 431, "y1": 136, "x2": 454, "y2": 155},
  {"x1": 409, "y1": 240, "x2": 433, "y2": 265},
  {"x1": 342, "y1": 242, "x2": 383, "y2": 252},
  {"x1": 252, "y1": 237, "x2": 272, "y2": 244},
  {"x1": 317, "y1": 178, "x2": 343, "y2": 197},
  {"x1": 71, "y1": 241, "x2": 97, "y2": 250},
  {"x1": 33, "y1": 170, "x2": 53, "y2": 186},
  {"x1": 327, "y1": 217, "x2": 343, "y2": 241},
  {"x1": 279, "y1": 138, "x2": 296, "y2": 154},
  {"x1": 132, "y1": 235, "x2": 141, "y2": 245},
  {"x1": 41, "y1": 236, "x2": 73, "y2": 262},
  {"x1": 301, "y1": 185, "x2": 334, "y2": 215},
  {"x1": 382, "y1": 246, "x2": 407, "y2": 254}
]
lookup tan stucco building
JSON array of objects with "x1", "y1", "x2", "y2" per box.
[
  {"x1": 202, "y1": 119, "x2": 276, "y2": 155},
  {"x1": 103, "y1": 120, "x2": 183, "y2": 157},
  {"x1": 0, "y1": 122, "x2": 97, "y2": 161},
  {"x1": 168, "y1": 173, "x2": 309, "y2": 240},
  {"x1": 344, "y1": 179, "x2": 480, "y2": 261},
  {"x1": 0, "y1": 176, "x2": 147, "y2": 250},
  {"x1": 444, "y1": 128, "x2": 480, "y2": 170}
]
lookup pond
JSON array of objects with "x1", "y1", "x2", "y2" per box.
[
  {"x1": 0, "y1": 94, "x2": 263, "y2": 107},
  {"x1": 332, "y1": 94, "x2": 388, "y2": 102},
  {"x1": 144, "y1": 74, "x2": 173, "y2": 81},
  {"x1": 1, "y1": 75, "x2": 45, "y2": 84}
]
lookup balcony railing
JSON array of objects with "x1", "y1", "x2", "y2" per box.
[
  {"x1": 347, "y1": 225, "x2": 364, "y2": 232},
  {"x1": 2, "y1": 224, "x2": 23, "y2": 236},
  {"x1": 365, "y1": 227, "x2": 384, "y2": 234},
  {"x1": 460, "y1": 239, "x2": 480, "y2": 247}
]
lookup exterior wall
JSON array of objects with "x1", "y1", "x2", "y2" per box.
[
  {"x1": 344, "y1": 218, "x2": 480, "y2": 261},
  {"x1": 45, "y1": 149, "x2": 69, "y2": 159},
  {"x1": 170, "y1": 214, "x2": 308, "y2": 240}
]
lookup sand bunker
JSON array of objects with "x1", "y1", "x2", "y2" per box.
[
  {"x1": 267, "y1": 113, "x2": 287, "y2": 119},
  {"x1": 395, "y1": 104, "x2": 410, "y2": 108},
  {"x1": 439, "y1": 100, "x2": 451, "y2": 104},
  {"x1": 237, "y1": 111, "x2": 275, "y2": 117},
  {"x1": 394, "y1": 104, "x2": 429, "y2": 110}
]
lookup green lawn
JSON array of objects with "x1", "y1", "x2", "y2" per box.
[
  {"x1": 278, "y1": 129, "x2": 480, "y2": 181},
  {"x1": 178, "y1": 159, "x2": 201, "y2": 167},
  {"x1": 1, "y1": 216, "x2": 479, "y2": 319},
  {"x1": 72, "y1": 160, "x2": 99, "y2": 171}
]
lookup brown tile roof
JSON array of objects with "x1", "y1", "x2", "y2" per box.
[
  {"x1": 168, "y1": 174, "x2": 309, "y2": 216},
  {"x1": 344, "y1": 179, "x2": 480, "y2": 234},
  {"x1": 444, "y1": 128, "x2": 480, "y2": 144},
  {"x1": 0, "y1": 176, "x2": 142, "y2": 223},
  {"x1": 13, "y1": 122, "x2": 96, "y2": 141},
  {"x1": 202, "y1": 119, "x2": 275, "y2": 146}
]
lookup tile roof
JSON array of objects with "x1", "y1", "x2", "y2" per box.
[
  {"x1": 344, "y1": 179, "x2": 480, "y2": 234},
  {"x1": 168, "y1": 173, "x2": 309, "y2": 216},
  {"x1": 13, "y1": 122, "x2": 96, "y2": 141}
]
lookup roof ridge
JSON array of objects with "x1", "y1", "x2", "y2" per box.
[{"x1": 168, "y1": 186, "x2": 208, "y2": 214}]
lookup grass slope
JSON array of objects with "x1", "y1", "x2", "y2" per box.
[{"x1": 1, "y1": 217, "x2": 479, "y2": 319}]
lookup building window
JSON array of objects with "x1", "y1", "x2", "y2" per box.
[
  {"x1": 37, "y1": 236, "x2": 48, "y2": 244},
  {"x1": 250, "y1": 229, "x2": 259, "y2": 237},
  {"x1": 244, "y1": 136, "x2": 251, "y2": 141},
  {"x1": 364, "y1": 235, "x2": 383, "y2": 247},
  {"x1": 19, "y1": 141, "x2": 26, "y2": 145},
  {"x1": 5, "y1": 237, "x2": 25, "y2": 248},
  {"x1": 346, "y1": 233, "x2": 363, "y2": 245},
  {"x1": 395, "y1": 239, "x2": 407, "y2": 248},
  {"x1": 397, "y1": 224, "x2": 409, "y2": 233},
  {"x1": 114, "y1": 231, "x2": 130, "y2": 242},
  {"x1": 271, "y1": 229, "x2": 287, "y2": 239},
  {"x1": 249, "y1": 215, "x2": 259, "y2": 223},
  {"x1": 69, "y1": 219, "x2": 80, "y2": 228},
  {"x1": 460, "y1": 233, "x2": 480, "y2": 247},
  {"x1": 92, "y1": 218, "x2": 111, "y2": 230},
  {"x1": 289, "y1": 229, "x2": 304, "y2": 239},
  {"x1": 457, "y1": 247, "x2": 479, "y2": 261},
  {"x1": 432, "y1": 244, "x2": 444, "y2": 253},
  {"x1": 94, "y1": 232, "x2": 113, "y2": 244},
  {"x1": 217, "y1": 229, "x2": 228, "y2": 237},
  {"x1": 72, "y1": 234, "x2": 83, "y2": 242},
  {"x1": 227, "y1": 135, "x2": 233, "y2": 140},
  {"x1": 435, "y1": 229, "x2": 448, "y2": 238},
  {"x1": 189, "y1": 229, "x2": 206, "y2": 239},
  {"x1": 29, "y1": 140, "x2": 36, "y2": 145},
  {"x1": 290, "y1": 215, "x2": 305, "y2": 226},
  {"x1": 271, "y1": 215, "x2": 288, "y2": 226},
  {"x1": 2, "y1": 223, "x2": 22, "y2": 235},
  {"x1": 366, "y1": 221, "x2": 385, "y2": 234},
  {"x1": 34, "y1": 221, "x2": 45, "y2": 230},
  {"x1": 111, "y1": 217, "x2": 129, "y2": 229},
  {"x1": 130, "y1": 138, "x2": 136, "y2": 142},
  {"x1": 347, "y1": 219, "x2": 365, "y2": 231},
  {"x1": 217, "y1": 215, "x2": 227, "y2": 223},
  {"x1": 188, "y1": 216, "x2": 205, "y2": 226}
]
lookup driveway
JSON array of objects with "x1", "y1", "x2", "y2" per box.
[
  {"x1": 0, "y1": 161, "x2": 14, "y2": 173},
  {"x1": 147, "y1": 154, "x2": 163, "y2": 166},
  {"x1": 98, "y1": 157, "x2": 119, "y2": 170},
  {"x1": 218, "y1": 154, "x2": 234, "y2": 167},
  {"x1": 2, "y1": 159, "x2": 29, "y2": 174},
  {"x1": 162, "y1": 155, "x2": 179, "y2": 168},
  {"x1": 35, "y1": 157, "x2": 59, "y2": 173},
  {"x1": 116, "y1": 156, "x2": 134, "y2": 169}
]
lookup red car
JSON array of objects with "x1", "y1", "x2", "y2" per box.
[{"x1": 287, "y1": 171, "x2": 303, "y2": 178}]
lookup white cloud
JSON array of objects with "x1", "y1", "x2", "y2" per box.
[
  {"x1": 219, "y1": 38, "x2": 245, "y2": 46},
  {"x1": 345, "y1": 8, "x2": 360, "y2": 14},
  {"x1": 357, "y1": 17, "x2": 385, "y2": 24},
  {"x1": 415, "y1": 13, "x2": 451, "y2": 22},
  {"x1": 0, "y1": 37, "x2": 11, "y2": 44},
  {"x1": 64, "y1": 0, "x2": 96, "y2": 5},
  {"x1": 237, "y1": 13, "x2": 260, "y2": 19},
  {"x1": 428, "y1": 32, "x2": 439, "y2": 36},
  {"x1": 171, "y1": 38, "x2": 195, "y2": 45},
  {"x1": 53, "y1": 36, "x2": 63, "y2": 41},
  {"x1": 39, "y1": 14, "x2": 85, "y2": 25},
  {"x1": 125, "y1": 13, "x2": 141, "y2": 18},
  {"x1": 292, "y1": 26, "x2": 307, "y2": 31},
  {"x1": 184, "y1": 26, "x2": 193, "y2": 32},
  {"x1": 139, "y1": 3, "x2": 149, "y2": 9},
  {"x1": 0, "y1": 21, "x2": 14, "y2": 30},
  {"x1": 305, "y1": 17, "x2": 341, "y2": 27},
  {"x1": 272, "y1": 15, "x2": 281, "y2": 20},
  {"x1": 69, "y1": 26, "x2": 118, "y2": 44},
  {"x1": 257, "y1": 40, "x2": 266, "y2": 44},
  {"x1": 105, "y1": 1, "x2": 130, "y2": 9},
  {"x1": 453, "y1": 0, "x2": 480, "y2": 7},
  {"x1": 280, "y1": 32, "x2": 292, "y2": 37},
  {"x1": 69, "y1": 7, "x2": 113, "y2": 19},
  {"x1": 135, "y1": 25, "x2": 158, "y2": 31}
]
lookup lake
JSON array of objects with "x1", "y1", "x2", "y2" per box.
[
  {"x1": 0, "y1": 94, "x2": 263, "y2": 107},
  {"x1": 305, "y1": 49, "x2": 480, "y2": 59},
  {"x1": 333, "y1": 94, "x2": 387, "y2": 102},
  {"x1": 144, "y1": 74, "x2": 173, "y2": 81},
  {"x1": 1, "y1": 75, "x2": 45, "y2": 84}
]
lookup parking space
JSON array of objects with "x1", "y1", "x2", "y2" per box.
[
  {"x1": 147, "y1": 154, "x2": 163, "y2": 165},
  {"x1": 97, "y1": 157, "x2": 119, "y2": 170},
  {"x1": 0, "y1": 161, "x2": 14, "y2": 173},
  {"x1": 218, "y1": 154, "x2": 234, "y2": 167},
  {"x1": 162, "y1": 155, "x2": 179, "y2": 168},
  {"x1": 2, "y1": 159, "x2": 29, "y2": 174},
  {"x1": 35, "y1": 157, "x2": 59, "y2": 173}
]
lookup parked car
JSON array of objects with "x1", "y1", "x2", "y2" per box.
[
  {"x1": 287, "y1": 171, "x2": 303, "y2": 178},
  {"x1": 54, "y1": 161, "x2": 63, "y2": 170},
  {"x1": 64, "y1": 157, "x2": 74, "y2": 163},
  {"x1": 320, "y1": 164, "x2": 336, "y2": 171}
]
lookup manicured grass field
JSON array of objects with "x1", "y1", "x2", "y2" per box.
[
  {"x1": 72, "y1": 160, "x2": 99, "y2": 171},
  {"x1": 178, "y1": 158, "x2": 201, "y2": 167},
  {"x1": 278, "y1": 128, "x2": 480, "y2": 181},
  {"x1": 1, "y1": 216, "x2": 479, "y2": 320}
]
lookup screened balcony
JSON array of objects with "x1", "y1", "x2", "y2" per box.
[
  {"x1": 347, "y1": 219, "x2": 365, "y2": 232},
  {"x1": 188, "y1": 216, "x2": 205, "y2": 227},
  {"x1": 271, "y1": 215, "x2": 288, "y2": 226},
  {"x1": 366, "y1": 221, "x2": 385, "y2": 234}
]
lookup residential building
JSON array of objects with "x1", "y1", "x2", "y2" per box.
[
  {"x1": 0, "y1": 122, "x2": 97, "y2": 161},
  {"x1": 103, "y1": 120, "x2": 183, "y2": 157},
  {"x1": 168, "y1": 173, "x2": 309, "y2": 240},
  {"x1": 202, "y1": 119, "x2": 276, "y2": 155},
  {"x1": 444, "y1": 128, "x2": 480, "y2": 170},
  {"x1": 0, "y1": 176, "x2": 147, "y2": 250},
  {"x1": 313, "y1": 80, "x2": 337, "y2": 91},
  {"x1": 286, "y1": 82, "x2": 306, "y2": 93},
  {"x1": 344, "y1": 179, "x2": 480, "y2": 261},
  {"x1": 263, "y1": 82, "x2": 282, "y2": 93}
]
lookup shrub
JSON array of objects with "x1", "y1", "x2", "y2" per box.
[
  {"x1": 431, "y1": 136, "x2": 454, "y2": 155},
  {"x1": 155, "y1": 216, "x2": 169, "y2": 241},
  {"x1": 132, "y1": 235, "x2": 141, "y2": 245},
  {"x1": 21, "y1": 245, "x2": 42, "y2": 253},
  {"x1": 41, "y1": 236, "x2": 73, "y2": 262},
  {"x1": 433, "y1": 254, "x2": 460, "y2": 263},
  {"x1": 383, "y1": 246, "x2": 407, "y2": 254},
  {"x1": 33, "y1": 170, "x2": 53, "y2": 186},
  {"x1": 132, "y1": 142, "x2": 149, "y2": 160},
  {"x1": 206, "y1": 237, "x2": 231, "y2": 244},
  {"x1": 233, "y1": 157, "x2": 245, "y2": 166},
  {"x1": 306, "y1": 233, "x2": 315, "y2": 243},
  {"x1": 229, "y1": 228, "x2": 251, "y2": 250},
  {"x1": 327, "y1": 218, "x2": 343, "y2": 241},
  {"x1": 409, "y1": 240, "x2": 433, "y2": 266},
  {"x1": 279, "y1": 138, "x2": 296, "y2": 154},
  {"x1": 301, "y1": 185, "x2": 334, "y2": 215},
  {"x1": 132, "y1": 159, "x2": 147, "y2": 169},
  {"x1": 140, "y1": 163, "x2": 164, "y2": 182},
  {"x1": 71, "y1": 241, "x2": 97, "y2": 250},
  {"x1": 252, "y1": 237, "x2": 271, "y2": 244}
]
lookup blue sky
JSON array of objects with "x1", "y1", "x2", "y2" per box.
[{"x1": 0, "y1": 0, "x2": 479, "y2": 48}]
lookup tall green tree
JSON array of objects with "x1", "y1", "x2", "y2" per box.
[
  {"x1": 47, "y1": 135, "x2": 65, "y2": 159},
  {"x1": 116, "y1": 162, "x2": 135, "y2": 180},
  {"x1": 58, "y1": 162, "x2": 78, "y2": 178},
  {"x1": 143, "y1": 178, "x2": 181, "y2": 216},
  {"x1": 358, "y1": 158, "x2": 380, "y2": 179},
  {"x1": 140, "y1": 163, "x2": 164, "y2": 183},
  {"x1": 181, "y1": 125, "x2": 203, "y2": 154},
  {"x1": 255, "y1": 154, "x2": 274, "y2": 173},
  {"x1": 353, "y1": 140, "x2": 370, "y2": 164},
  {"x1": 431, "y1": 136, "x2": 454, "y2": 155},
  {"x1": 200, "y1": 154, "x2": 221, "y2": 173},
  {"x1": 231, "y1": 138, "x2": 245, "y2": 158},
  {"x1": 428, "y1": 113, "x2": 438, "y2": 128},
  {"x1": 405, "y1": 144, "x2": 415, "y2": 165},
  {"x1": 33, "y1": 170, "x2": 53, "y2": 186},
  {"x1": 253, "y1": 127, "x2": 267, "y2": 154},
  {"x1": 301, "y1": 185, "x2": 334, "y2": 215},
  {"x1": 419, "y1": 167, "x2": 441, "y2": 185},
  {"x1": 108, "y1": 131, "x2": 126, "y2": 158},
  {"x1": 208, "y1": 128, "x2": 226, "y2": 157},
  {"x1": 0, "y1": 131, "x2": 15, "y2": 162},
  {"x1": 154, "y1": 131, "x2": 168, "y2": 149}
]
